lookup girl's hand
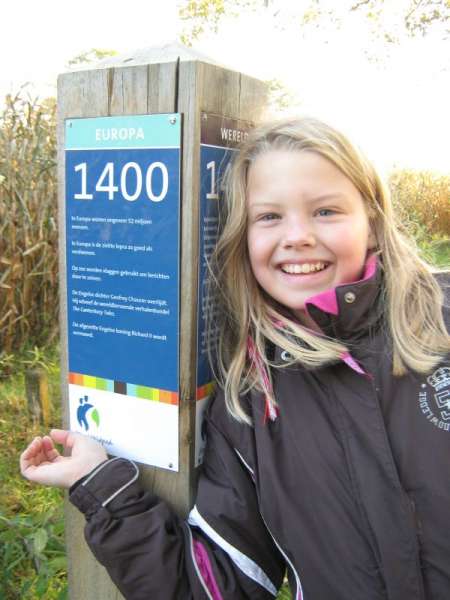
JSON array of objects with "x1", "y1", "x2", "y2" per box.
[{"x1": 20, "y1": 429, "x2": 108, "y2": 489}]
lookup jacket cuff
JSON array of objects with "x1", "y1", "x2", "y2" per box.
[{"x1": 69, "y1": 457, "x2": 139, "y2": 518}]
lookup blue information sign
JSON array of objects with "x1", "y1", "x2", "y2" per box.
[
  {"x1": 197, "y1": 145, "x2": 234, "y2": 387},
  {"x1": 65, "y1": 114, "x2": 181, "y2": 470},
  {"x1": 195, "y1": 113, "x2": 252, "y2": 465}
]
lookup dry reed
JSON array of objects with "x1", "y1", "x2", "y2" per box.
[
  {"x1": 390, "y1": 169, "x2": 450, "y2": 238},
  {"x1": 0, "y1": 88, "x2": 58, "y2": 354}
]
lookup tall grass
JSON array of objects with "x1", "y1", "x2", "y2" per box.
[
  {"x1": 390, "y1": 169, "x2": 450, "y2": 268},
  {"x1": 390, "y1": 169, "x2": 450, "y2": 238},
  {"x1": 0, "y1": 89, "x2": 58, "y2": 357},
  {"x1": 0, "y1": 347, "x2": 67, "y2": 600}
]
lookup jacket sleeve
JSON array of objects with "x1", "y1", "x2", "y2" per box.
[{"x1": 69, "y1": 412, "x2": 286, "y2": 600}]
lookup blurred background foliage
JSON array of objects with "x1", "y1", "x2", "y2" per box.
[{"x1": 179, "y1": 0, "x2": 450, "y2": 48}]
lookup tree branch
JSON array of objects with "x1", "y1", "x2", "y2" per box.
[
  {"x1": 404, "y1": 0, "x2": 425, "y2": 24},
  {"x1": 350, "y1": 0, "x2": 372, "y2": 12}
]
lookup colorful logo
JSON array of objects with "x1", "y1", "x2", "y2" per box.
[{"x1": 77, "y1": 395, "x2": 100, "y2": 431}]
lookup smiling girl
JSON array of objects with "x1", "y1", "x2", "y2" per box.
[
  {"x1": 21, "y1": 118, "x2": 449, "y2": 599},
  {"x1": 246, "y1": 149, "x2": 376, "y2": 330}
]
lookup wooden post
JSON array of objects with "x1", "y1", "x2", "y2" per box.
[
  {"x1": 24, "y1": 368, "x2": 50, "y2": 425},
  {"x1": 57, "y1": 42, "x2": 268, "y2": 599}
]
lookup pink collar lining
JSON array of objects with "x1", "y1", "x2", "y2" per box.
[{"x1": 305, "y1": 254, "x2": 377, "y2": 317}]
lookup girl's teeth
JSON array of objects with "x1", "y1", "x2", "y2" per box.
[{"x1": 282, "y1": 262, "x2": 326, "y2": 274}]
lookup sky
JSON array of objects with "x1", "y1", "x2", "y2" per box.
[
  {"x1": 1, "y1": 0, "x2": 449, "y2": 173},
  {"x1": 1, "y1": 1, "x2": 178, "y2": 98}
]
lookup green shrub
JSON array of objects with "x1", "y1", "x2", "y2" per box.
[{"x1": 0, "y1": 347, "x2": 66, "y2": 599}]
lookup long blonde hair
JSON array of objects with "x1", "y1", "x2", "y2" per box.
[{"x1": 208, "y1": 117, "x2": 449, "y2": 424}]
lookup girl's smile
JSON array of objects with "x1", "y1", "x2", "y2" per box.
[
  {"x1": 246, "y1": 149, "x2": 376, "y2": 321},
  {"x1": 279, "y1": 261, "x2": 329, "y2": 274}
]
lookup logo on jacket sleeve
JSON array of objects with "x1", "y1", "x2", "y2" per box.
[{"x1": 419, "y1": 366, "x2": 450, "y2": 430}]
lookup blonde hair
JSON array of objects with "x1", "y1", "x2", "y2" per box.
[{"x1": 208, "y1": 117, "x2": 449, "y2": 424}]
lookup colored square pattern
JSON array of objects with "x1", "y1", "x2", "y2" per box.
[
  {"x1": 136, "y1": 385, "x2": 153, "y2": 400},
  {"x1": 95, "y1": 378, "x2": 108, "y2": 391},
  {"x1": 69, "y1": 373, "x2": 179, "y2": 405}
]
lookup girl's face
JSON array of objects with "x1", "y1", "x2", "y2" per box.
[{"x1": 246, "y1": 149, "x2": 375, "y2": 323}]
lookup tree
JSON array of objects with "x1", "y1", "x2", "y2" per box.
[
  {"x1": 66, "y1": 48, "x2": 118, "y2": 69},
  {"x1": 179, "y1": 1, "x2": 274, "y2": 44},
  {"x1": 178, "y1": 0, "x2": 450, "y2": 46}
]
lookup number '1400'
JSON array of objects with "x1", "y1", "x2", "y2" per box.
[{"x1": 73, "y1": 161, "x2": 169, "y2": 202}]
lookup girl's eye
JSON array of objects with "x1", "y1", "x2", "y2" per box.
[
  {"x1": 259, "y1": 213, "x2": 280, "y2": 221},
  {"x1": 316, "y1": 208, "x2": 335, "y2": 217}
]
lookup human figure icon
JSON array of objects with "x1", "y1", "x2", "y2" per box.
[{"x1": 77, "y1": 396, "x2": 93, "y2": 431}]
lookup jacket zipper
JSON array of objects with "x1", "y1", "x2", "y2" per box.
[{"x1": 260, "y1": 513, "x2": 304, "y2": 600}]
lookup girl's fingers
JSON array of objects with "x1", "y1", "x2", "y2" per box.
[
  {"x1": 50, "y1": 429, "x2": 86, "y2": 454},
  {"x1": 20, "y1": 435, "x2": 57, "y2": 474},
  {"x1": 22, "y1": 437, "x2": 42, "y2": 459},
  {"x1": 42, "y1": 435, "x2": 60, "y2": 461},
  {"x1": 32, "y1": 438, "x2": 48, "y2": 467},
  {"x1": 49, "y1": 429, "x2": 72, "y2": 448},
  {"x1": 20, "y1": 442, "x2": 34, "y2": 461},
  {"x1": 42, "y1": 435, "x2": 54, "y2": 449},
  {"x1": 20, "y1": 438, "x2": 41, "y2": 472}
]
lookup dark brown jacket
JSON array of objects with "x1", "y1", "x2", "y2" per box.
[{"x1": 70, "y1": 270, "x2": 450, "y2": 599}]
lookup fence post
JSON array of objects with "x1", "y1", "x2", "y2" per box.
[
  {"x1": 24, "y1": 368, "x2": 50, "y2": 425},
  {"x1": 57, "y1": 42, "x2": 268, "y2": 599}
]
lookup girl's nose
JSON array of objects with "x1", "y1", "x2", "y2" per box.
[{"x1": 282, "y1": 221, "x2": 316, "y2": 248}]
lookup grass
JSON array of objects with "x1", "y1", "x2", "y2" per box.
[
  {"x1": 0, "y1": 348, "x2": 67, "y2": 600},
  {"x1": 421, "y1": 237, "x2": 450, "y2": 269}
]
